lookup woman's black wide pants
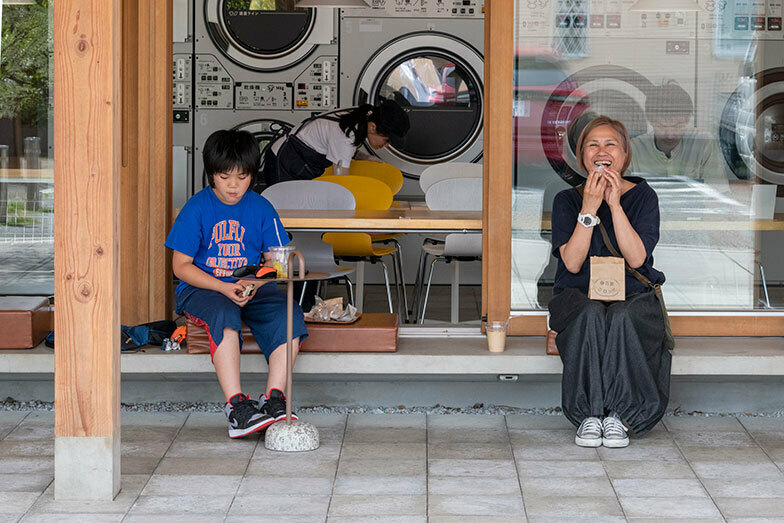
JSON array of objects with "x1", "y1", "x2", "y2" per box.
[{"x1": 548, "y1": 288, "x2": 672, "y2": 436}]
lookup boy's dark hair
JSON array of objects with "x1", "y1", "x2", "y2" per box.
[
  {"x1": 202, "y1": 129, "x2": 261, "y2": 187},
  {"x1": 339, "y1": 99, "x2": 411, "y2": 147},
  {"x1": 645, "y1": 80, "x2": 693, "y2": 120}
]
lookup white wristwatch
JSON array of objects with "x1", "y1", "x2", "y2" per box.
[{"x1": 577, "y1": 213, "x2": 601, "y2": 228}]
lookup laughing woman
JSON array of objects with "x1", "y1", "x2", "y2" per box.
[{"x1": 549, "y1": 115, "x2": 671, "y2": 449}]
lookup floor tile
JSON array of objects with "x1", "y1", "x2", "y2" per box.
[
  {"x1": 333, "y1": 475, "x2": 425, "y2": 495},
  {"x1": 246, "y1": 456, "x2": 338, "y2": 477},
  {"x1": 508, "y1": 430, "x2": 579, "y2": 446},
  {"x1": 428, "y1": 494, "x2": 525, "y2": 517},
  {"x1": 228, "y1": 494, "x2": 330, "y2": 517},
  {"x1": 714, "y1": 497, "x2": 784, "y2": 518},
  {"x1": 346, "y1": 413, "x2": 425, "y2": 429},
  {"x1": 663, "y1": 416, "x2": 744, "y2": 432},
  {"x1": 328, "y1": 517, "x2": 427, "y2": 523},
  {"x1": 28, "y1": 475, "x2": 148, "y2": 514},
  {"x1": 524, "y1": 496, "x2": 623, "y2": 518},
  {"x1": 516, "y1": 460, "x2": 607, "y2": 478},
  {"x1": 513, "y1": 445, "x2": 600, "y2": 461},
  {"x1": 328, "y1": 495, "x2": 426, "y2": 517},
  {"x1": 601, "y1": 460, "x2": 696, "y2": 480},
  {"x1": 691, "y1": 461, "x2": 784, "y2": 479},
  {"x1": 339, "y1": 442, "x2": 426, "y2": 460},
  {"x1": 678, "y1": 446, "x2": 772, "y2": 462},
  {"x1": 336, "y1": 458, "x2": 425, "y2": 477},
  {"x1": 121, "y1": 426, "x2": 180, "y2": 443},
  {"x1": 343, "y1": 427, "x2": 425, "y2": 443},
  {"x1": 153, "y1": 457, "x2": 250, "y2": 476},
  {"x1": 0, "y1": 474, "x2": 52, "y2": 493},
  {"x1": 238, "y1": 475, "x2": 334, "y2": 496},
  {"x1": 127, "y1": 494, "x2": 233, "y2": 516},
  {"x1": 671, "y1": 431, "x2": 758, "y2": 447},
  {"x1": 702, "y1": 478, "x2": 784, "y2": 498},
  {"x1": 505, "y1": 414, "x2": 573, "y2": 430},
  {"x1": 619, "y1": 496, "x2": 722, "y2": 518},
  {"x1": 124, "y1": 516, "x2": 223, "y2": 523},
  {"x1": 428, "y1": 516, "x2": 526, "y2": 523},
  {"x1": 429, "y1": 476, "x2": 522, "y2": 496},
  {"x1": 0, "y1": 492, "x2": 40, "y2": 514},
  {"x1": 428, "y1": 459, "x2": 517, "y2": 478},
  {"x1": 611, "y1": 478, "x2": 708, "y2": 498},
  {"x1": 164, "y1": 439, "x2": 256, "y2": 458},
  {"x1": 22, "y1": 514, "x2": 126, "y2": 522},
  {"x1": 0, "y1": 412, "x2": 28, "y2": 439},
  {"x1": 4, "y1": 413, "x2": 53, "y2": 441},
  {"x1": 140, "y1": 474, "x2": 241, "y2": 496},
  {"x1": 120, "y1": 412, "x2": 189, "y2": 428},
  {"x1": 295, "y1": 412, "x2": 347, "y2": 430},
  {"x1": 428, "y1": 428, "x2": 510, "y2": 444},
  {"x1": 737, "y1": 417, "x2": 784, "y2": 432},
  {"x1": 750, "y1": 431, "x2": 784, "y2": 446},
  {"x1": 253, "y1": 441, "x2": 342, "y2": 461},
  {"x1": 428, "y1": 414, "x2": 507, "y2": 431},
  {"x1": 120, "y1": 440, "x2": 173, "y2": 459},
  {"x1": 597, "y1": 443, "x2": 685, "y2": 462},
  {"x1": 121, "y1": 456, "x2": 160, "y2": 475},
  {"x1": 428, "y1": 441, "x2": 513, "y2": 460},
  {"x1": 521, "y1": 476, "x2": 615, "y2": 498},
  {"x1": 0, "y1": 457, "x2": 53, "y2": 475}
]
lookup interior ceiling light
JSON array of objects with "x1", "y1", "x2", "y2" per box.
[
  {"x1": 630, "y1": 0, "x2": 701, "y2": 11},
  {"x1": 295, "y1": 0, "x2": 370, "y2": 7}
]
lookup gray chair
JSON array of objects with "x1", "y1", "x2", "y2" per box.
[
  {"x1": 414, "y1": 177, "x2": 483, "y2": 324},
  {"x1": 261, "y1": 181, "x2": 357, "y2": 306}
]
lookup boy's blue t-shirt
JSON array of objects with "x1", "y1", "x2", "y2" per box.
[{"x1": 165, "y1": 187, "x2": 289, "y2": 295}]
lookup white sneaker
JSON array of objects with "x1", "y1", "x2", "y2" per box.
[
  {"x1": 575, "y1": 417, "x2": 603, "y2": 447},
  {"x1": 602, "y1": 413, "x2": 630, "y2": 448}
]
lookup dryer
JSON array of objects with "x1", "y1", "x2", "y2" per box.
[
  {"x1": 187, "y1": 0, "x2": 340, "y2": 200},
  {"x1": 340, "y1": 1, "x2": 485, "y2": 195}
]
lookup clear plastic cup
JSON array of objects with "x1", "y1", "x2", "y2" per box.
[
  {"x1": 268, "y1": 245, "x2": 295, "y2": 278},
  {"x1": 486, "y1": 319, "x2": 509, "y2": 353}
]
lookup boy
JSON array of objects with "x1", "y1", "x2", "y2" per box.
[{"x1": 165, "y1": 129, "x2": 308, "y2": 438}]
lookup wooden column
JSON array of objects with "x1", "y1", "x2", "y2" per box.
[
  {"x1": 481, "y1": 0, "x2": 514, "y2": 326},
  {"x1": 120, "y1": 0, "x2": 172, "y2": 326},
  {"x1": 53, "y1": 0, "x2": 122, "y2": 500}
]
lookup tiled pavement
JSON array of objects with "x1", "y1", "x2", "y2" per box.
[{"x1": 1, "y1": 411, "x2": 784, "y2": 521}]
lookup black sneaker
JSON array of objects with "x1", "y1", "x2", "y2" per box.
[
  {"x1": 224, "y1": 393, "x2": 274, "y2": 438},
  {"x1": 260, "y1": 388, "x2": 298, "y2": 422}
]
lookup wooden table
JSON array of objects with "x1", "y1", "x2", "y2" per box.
[{"x1": 278, "y1": 208, "x2": 483, "y2": 233}]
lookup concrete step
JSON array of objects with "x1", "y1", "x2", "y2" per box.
[{"x1": 1, "y1": 336, "x2": 782, "y2": 376}]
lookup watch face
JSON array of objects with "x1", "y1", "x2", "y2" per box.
[{"x1": 582, "y1": 216, "x2": 591, "y2": 225}]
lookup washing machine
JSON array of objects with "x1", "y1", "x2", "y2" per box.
[
  {"x1": 184, "y1": 0, "x2": 340, "y2": 202},
  {"x1": 340, "y1": 1, "x2": 485, "y2": 196}
]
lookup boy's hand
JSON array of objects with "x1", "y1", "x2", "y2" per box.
[{"x1": 221, "y1": 281, "x2": 252, "y2": 306}]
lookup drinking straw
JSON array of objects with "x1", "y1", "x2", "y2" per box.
[{"x1": 274, "y1": 218, "x2": 283, "y2": 246}]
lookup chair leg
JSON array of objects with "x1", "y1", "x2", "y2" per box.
[
  {"x1": 299, "y1": 281, "x2": 307, "y2": 306},
  {"x1": 344, "y1": 276, "x2": 355, "y2": 306},
  {"x1": 355, "y1": 261, "x2": 365, "y2": 313},
  {"x1": 390, "y1": 239, "x2": 410, "y2": 322},
  {"x1": 419, "y1": 257, "x2": 441, "y2": 324},
  {"x1": 389, "y1": 253, "x2": 404, "y2": 320},
  {"x1": 412, "y1": 246, "x2": 428, "y2": 323},
  {"x1": 451, "y1": 259, "x2": 460, "y2": 324},
  {"x1": 379, "y1": 260, "x2": 394, "y2": 313}
]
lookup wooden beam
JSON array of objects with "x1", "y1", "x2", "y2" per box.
[
  {"x1": 54, "y1": 0, "x2": 122, "y2": 500},
  {"x1": 482, "y1": 0, "x2": 514, "y2": 328}
]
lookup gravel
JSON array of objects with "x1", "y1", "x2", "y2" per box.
[{"x1": 2, "y1": 396, "x2": 784, "y2": 417}]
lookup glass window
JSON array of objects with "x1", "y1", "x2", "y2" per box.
[
  {"x1": 512, "y1": 0, "x2": 784, "y2": 312},
  {"x1": 0, "y1": 0, "x2": 53, "y2": 295}
]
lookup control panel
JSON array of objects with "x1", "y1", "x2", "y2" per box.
[
  {"x1": 699, "y1": 0, "x2": 784, "y2": 40},
  {"x1": 172, "y1": 54, "x2": 192, "y2": 111},
  {"x1": 294, "y1": 57, "x2": 339, "y2": 110},
  {"x1": 349, "y1": 0, "x2": 485, "y2": 18},
  {"x1": 235, "y1": 83, "x2": 290, "y2": 110},
  {"x1": 195, "y1": 55, "x2": 233, "y2": 108}
]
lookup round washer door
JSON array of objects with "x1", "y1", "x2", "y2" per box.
[
  {"x1": 233, "y1": 119, "x2": 294, "y2": 190},
  {"x1": 720, "y1": 67, "x2": 784, "y2": 184},
  {"x1": 353, "y1": 33, "x2": 484, "y2": 178},
  {"x1": 204, "y1": 0, "x2": 331, "y2": 72}
]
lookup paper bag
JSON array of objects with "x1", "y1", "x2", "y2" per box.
[{"x1": 589, "y1": 256, "x2": 625, "y2": 301}]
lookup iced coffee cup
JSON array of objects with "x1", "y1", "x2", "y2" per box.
[{"x1": 486, "y1": 319, "x2": 509, "y2": 353}]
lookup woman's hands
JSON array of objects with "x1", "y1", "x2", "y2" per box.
[
  {"x1": 581, "y1": 168, "x2": 607, "y2": 214},
  {"x1": 602, "y1": 168, "x2": 623, "y2": 209}
]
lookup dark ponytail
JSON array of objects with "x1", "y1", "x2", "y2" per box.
[{"x1": 338, "y1": 104, "x2": 374, "y2": 146}]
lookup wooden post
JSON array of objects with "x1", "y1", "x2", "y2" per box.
[
  {"x1": 53, "y1": 0, "x2": 122, "y2": 500},
  {"x1": 482, "y1": 0, "x2": 514, "y2": 327}
]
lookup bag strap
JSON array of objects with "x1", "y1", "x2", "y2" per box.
[{"x1": 575, "y1": 184, "x2": 654, "y2": 289}]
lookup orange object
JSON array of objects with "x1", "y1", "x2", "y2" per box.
[{"x1": 170, "y1": 325, "x2": 187, "y2": 344}]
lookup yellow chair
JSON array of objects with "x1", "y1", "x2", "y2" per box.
[
  {"x1": 316, "y1": 175, "x2": 406, "y2": 317},
  {"x1": 320, "y1": 162, "x2": 410, "y2": 319}
]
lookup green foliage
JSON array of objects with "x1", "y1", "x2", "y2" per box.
[{"x1": 0, "y1": 0, "x2": 52, "y2": 127}]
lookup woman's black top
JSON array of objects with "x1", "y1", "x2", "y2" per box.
[{"x1": 551, "y1": 176, "x2": 665, "y2": 297}]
